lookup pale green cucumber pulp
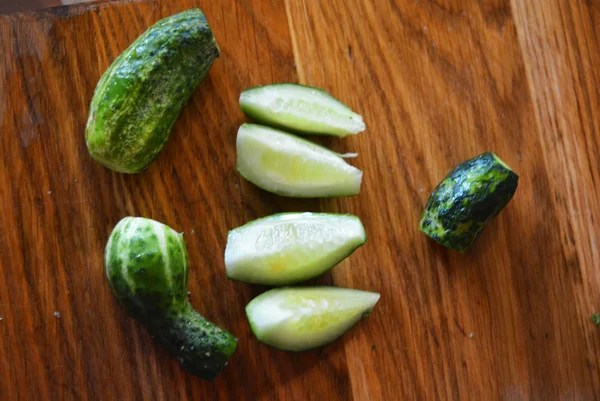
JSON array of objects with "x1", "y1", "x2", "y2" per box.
[
  {"x1": 224, "y1": 213, "x2": 366, "y2": 285},
  {"x1": 236, "y1": 123, "x2": 363, "y2": 197},
  {"x1": 239, "y1": 83, "x2": 365, "y2": 137},
  {"x1": 246, "y1": 287, "x2": 380, "y2": 352}
]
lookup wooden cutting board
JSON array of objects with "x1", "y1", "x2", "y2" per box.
[{"x1": 1, "y1": 0, "x2": 599, "y2": 399}]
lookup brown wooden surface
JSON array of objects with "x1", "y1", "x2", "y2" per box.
[
  {"x1": 0, "y1": 0, "x2": 60, "y2": 13},
  {"x1": 1, "y1": 0, "x2": 599, "y2": 399},
  {"x1": 0, "y1": 0, "x2": 93, "y2": 13}
]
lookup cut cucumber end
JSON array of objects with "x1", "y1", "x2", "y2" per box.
[
  {"x1": 236, "y1": 124, "x2": 363, "y2": 198},
  {"x1": 88, "y1": 149, "x2": 140, "y2": 174},
  {"x1": 224, "y1": 213, "x2": 366, "y2": 285},
  {"x1": 246, "y1": 287, "x2": 380, "y2": 352},
  {"x1": 490, "y1": 152, "x2": 515, "y2": 174},
  {"x1": 239, "y1": 84, "x2": 365, "y2": 137}
]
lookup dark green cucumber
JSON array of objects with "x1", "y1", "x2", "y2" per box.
[
  {"x1": 86, "y1": 9, "x2": 219, "y2": 173},
  {"x1": 105, "y1": 217, "x2": 237, "y2": 380},
  {"x1": 419, "y1": 152, "x2": 518, "y2": 252}
]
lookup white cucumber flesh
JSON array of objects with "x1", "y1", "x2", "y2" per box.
[
  {"x1": 225, "y1": 213, "x2": 366, "y2": 285},
  {"x1": 246, "y1": 287, "x2": 380, "y2": 352},
  {"x1": 236, "y1": 124, "x2": 363, "y2": 198},
  {"x1": 239, "y1": 83, "x2": 365, "y2": 137}
]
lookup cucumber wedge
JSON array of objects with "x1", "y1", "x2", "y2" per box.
[
  {"x1": 225, "y1": 213, "x2": 366, "y2": 285},
  {"x1": 236, "y1": 124, "x2": 363, "y2": 197},
  {"x1": 246, "y1": 287, "x2": 380, "y2": 352},
  {"x1": 239, "y1": 84, "x2": 365, "y2": 137}
]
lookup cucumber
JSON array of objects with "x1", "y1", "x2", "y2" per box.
[
  {"x1": 86, "y1": 9, "x2": 219, "y2": 173},
  {"x1": 239, "y1": 84, "x2": 365, "y2": 137},
  {"x1": 236, "y1": 123, "x2": 363, "y2": 197},
  {"x1": 246, "y1": 287, "x2": 380, "y2": 352},
  {"x1": 419, "y1": 152, "x2": 519, "y2": 252},
  {"x1": 224, "y1": 213, "x2": 366, "y2": 285},
  {"x1": 105, "y1": 217, "x2": 237, "y2": 380}
]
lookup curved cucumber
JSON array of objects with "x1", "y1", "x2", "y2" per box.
[
  {"x1": 246, "y1": 287, "x2": 380, "y2": 352},
  {"x1": 86, "y1": 9, "x2": 219, "y2": 173},
  {"x1": 419, "y1": 152, "x2": 519, "y2": 252},
  {"x1": 236, "y1": 124, "x2": 363, "y2": 197},
  {"x1": 225, "y1": 213, "x2": 366, "y2": 285},
  {"x1": 105, "y1": 217, "x2": 237, "y2": 380},
  {"x1": 239, "y1": 84, "x2": 365, "y2": 137}
]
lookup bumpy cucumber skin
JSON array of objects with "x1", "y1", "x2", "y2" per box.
[
  {"x1": 239, "y1": 84, "x2": 365, "y2": 137},
  {"x1": 149, "y1": 304, "x2": 237, "y2": 379},
  {"x1": 86, "y1": 9, "x2": 219, "y2": 174},
  {"x1": 105, "y1": 217, "x2": 237, "y2": 380},
  {"x1": 225, "y1": 213, "x2": 367, "y2": 285},
  {"x1": 419, "y1": 152, "x2": 518, "y2": 252}
]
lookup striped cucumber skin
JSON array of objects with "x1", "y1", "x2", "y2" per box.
[
  {"x1": 419, "y1": 152, "x2": 519, "y2": 252},
  {"x1": 246, "y1": 287, "x2": 380, "y2": 352},
  {"x1": 105, "y1": 217, "x2": 189, "y2": 318},
  {"x1": 236, "y1": 124, "x2": 363, "y2": 198},
  {"x1": 239, "y1": 83, "x2": 365, "y2": 137},
  {"x1": 105, "y1": 217, "x2": 237, "y2": 380},
  {"x1": 86, "y1": 9, "x2": 219, "y2": 174},
  {"x1": 225, "y1": 213, "x2": 366, "y2": 285}
]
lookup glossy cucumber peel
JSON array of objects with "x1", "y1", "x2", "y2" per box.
[
  {"x1": 105, "y1": 217, "x2": 237, "y2": 380},
  {"x1": 246, "y1": 287, "x2": 380, "y2": 352},
  {"x1": 225, "y1": 213, "x2": 366, "y2": 285},
  {"x1": 239, "y1": 84, "x2": 365, "y2": 137},
  {"x1": 236, "y1": 123, "x2": 363, "y2": 197},
  {"x1": 86, "y1": 9, "x2": 219, "y2": 173},
  {"x1": 419, "y1": 152, "x2": 519, "y2": 252}
]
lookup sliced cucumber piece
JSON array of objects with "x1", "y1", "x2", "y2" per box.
[
  {"x1": 225, "y1": 213, "x2": 366, "y2": 285},
  {"x1": 246, "y1": 287, "x2": 380, "y2": 352},
  {"x1": 239, "y1": 84, "x2": 365, "y2": 137},
  {"x1": 236, "y1": 124, "x2": 363, "y2": 197}
]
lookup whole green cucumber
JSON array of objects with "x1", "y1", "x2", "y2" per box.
[
  {"x1": 419, "y1": 152, "x2": 518, "y2": 252},
  {"x1": 86, "y1": 9, "x2": 219, "y2": 173},
  {"x1": 105, "y1": 217, "x2": 237, "y2": 380}
]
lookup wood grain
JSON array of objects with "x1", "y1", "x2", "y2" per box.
[
  {"x1": 286, "y1": 0, "x2": 600, "y2": 399},
  {"x1": 0, "y1": 0, "x2": 60, "y2": 13},
  {"x1": 0, "y1": 0, "x2": 599, "y2": 399}
]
